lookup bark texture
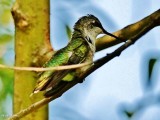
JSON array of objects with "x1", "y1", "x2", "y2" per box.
[{"x1": 12, "y1": 0, "x2": 52, "y2": 119}]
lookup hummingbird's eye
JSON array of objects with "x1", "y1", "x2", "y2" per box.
[{"x1": 92, "y1": 21, "x2": 102, "y2": 28}]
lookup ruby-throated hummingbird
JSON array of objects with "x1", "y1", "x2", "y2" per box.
[{"x1": 33, "y1": 14, "x2": 121, "y2": 97}]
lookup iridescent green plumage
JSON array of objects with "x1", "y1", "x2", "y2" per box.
[
  {"x1": 34, "y1": 37, "x2": 89, "y2": 92},
  {"x1": 33, "y1": 14, "x2": 121, "y2": 97}
]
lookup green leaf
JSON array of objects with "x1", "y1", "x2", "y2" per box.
[
  {"x1": 148, "y1": 58, "x2": 157, "y2": 80},
  {"x1": 125, "y1": 111, "x2": 134, "y2": 118},
  {"x1": 0, "y1": 67, "x2": 13, "y2": 116},
  {"x1": 0, "y1": 0, "x2": 14, "y2": 7},
  {"x1": 0, "y1": 9, "x2": 12, "y2": 25},
  {"x1": 65, "y1": 25, "x2": 72, "y2": 40},
  {"x1": 0, "y1": 34, "x2": 13, "y2": 44}
]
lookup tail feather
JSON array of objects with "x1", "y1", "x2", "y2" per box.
[
  {"x1": 44, "y1": 81, "x2": 68, "y2": 97},
  {"x1": 33, "y1": 76, "x2": 51, "y2": 93},
  {"x1": 33, "y1": 70, "x2": 69, "y2": 94}
]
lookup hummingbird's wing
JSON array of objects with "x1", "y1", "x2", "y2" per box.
[
  {"x1": 33, "y1": 38, "x2": 89, "y2": 93},
  {"x1": 44, "y1": 80, "x2": 69, "y2": 97}
]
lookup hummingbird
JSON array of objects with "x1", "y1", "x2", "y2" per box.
[{"x1": 33, "y1": 14, "x2": 121, "y2": 97}]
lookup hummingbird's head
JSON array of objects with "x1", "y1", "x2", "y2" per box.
[
  {"x1": 73, "y1": 15, "x2": 122, "y2": 52},
  {"x1": 74, "y1": 14, "x2": 120, "y2": 43},
  {"x1": 74, "y1": 14, "x2": 106, "y2": 39}
]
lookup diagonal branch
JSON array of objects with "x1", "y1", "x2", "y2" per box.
[
  {"x1": 96, "y1": 9, "x2": 160, "y2": 51},
  {"x1": 8, "y1": 9, "x2": 160, "y2": 120}
]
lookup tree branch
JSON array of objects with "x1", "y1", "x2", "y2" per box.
[
  {"x1": 11, "y1": 0, "x2": 50, "y2": 119},
  {"x1": 96, "y1": 9, "x2": 160, "y2": 51},
  {"x1": 8, "y1": 9, "x2": 160, "y2": 120}
]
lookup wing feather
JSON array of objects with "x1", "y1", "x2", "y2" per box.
[{"x1": 33, "y1": 38, "x2": 89, "y2": 93}]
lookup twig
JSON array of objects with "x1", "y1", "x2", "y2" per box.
[{"x1": 0, "y1": 62, "x2": 92, "y2": 72}]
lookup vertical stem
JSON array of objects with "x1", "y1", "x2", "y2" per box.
[{"x1": 12, "y1": 0, "x2": 52, "y2": 119}]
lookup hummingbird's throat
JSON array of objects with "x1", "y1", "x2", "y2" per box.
[{"x1": 85, "y1": 36, "x2": 96, "y2": 53}]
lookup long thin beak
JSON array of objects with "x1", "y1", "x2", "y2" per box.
[{"x1": 102, "y1": 29, "x2": 125, "y2": 42}]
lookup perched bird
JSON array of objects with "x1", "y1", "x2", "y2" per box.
[{"x1": 33, "y1": 14, "x2": 121, "y2": 97}]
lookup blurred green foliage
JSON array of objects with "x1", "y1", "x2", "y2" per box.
[
  {"x1": 122, "y1": 56, "x2": 159, "y2": 119},
  {"x1": 148, "y1": 58, "x2": 157, "y2": 82},
  {"x1": 0, "y1": 0, "x2": 15, "y2": 117},
  {"x1": 65, "y1": 25, "x2": 72, "y2": 40}
]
